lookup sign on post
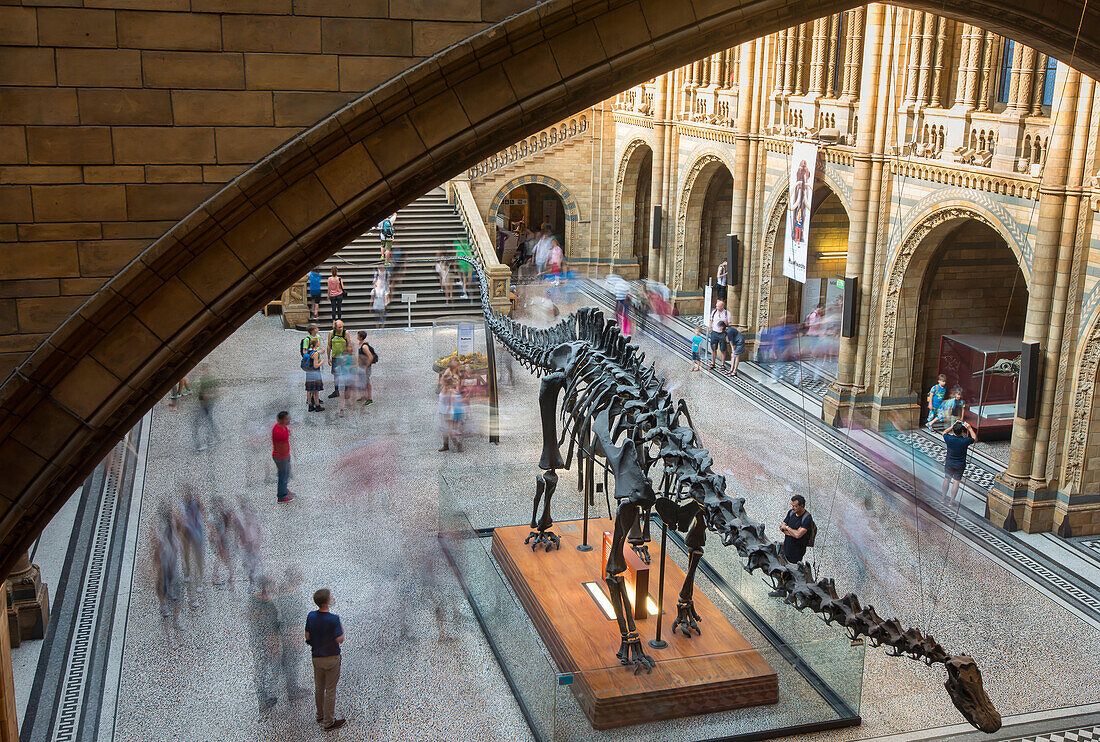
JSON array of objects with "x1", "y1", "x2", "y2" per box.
[
  {"x1": 458, "y1": 323, "x2": 475, "y2": 354},
  {"x1": 402, "y1": 292, "x2": 417, "y2": 331}
]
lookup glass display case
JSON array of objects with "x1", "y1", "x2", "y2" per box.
[
  {"x1": 937, "y1": 333, "x2": 1022, "y2": 440},
  {"x1": 439, "y1": 463, "x2": 864, "y2": 742}
]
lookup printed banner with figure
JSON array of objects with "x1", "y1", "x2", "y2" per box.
[{"x1": 783, "y1": 141, "x2": 818, "y2": 283}]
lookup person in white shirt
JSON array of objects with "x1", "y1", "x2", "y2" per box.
[
  {"x1": 716, "y1": 261, "x2": 728, "y2": 302},
  {"x1": 533, "y1": 229, "x2": 553, "y2": 278},
  {"x1": 708, "y1": 299, "x2": 732, "y2": 371}
]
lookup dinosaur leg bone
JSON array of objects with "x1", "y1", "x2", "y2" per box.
[
  {"x1": 672, "y1": 512, "x2": 706, "y2": 637},
  {"x1": 606, "y1": 502, "x2": 654, "y2": 674}
]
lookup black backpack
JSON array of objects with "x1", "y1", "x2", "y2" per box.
[{"x1": 367, "y1": 343, "x2": 378, "y2": 363}]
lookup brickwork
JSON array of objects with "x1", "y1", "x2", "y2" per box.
[{"x1": 0, "y1": 0, "x2": 531, "y2": 377}]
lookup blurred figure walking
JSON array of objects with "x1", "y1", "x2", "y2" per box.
[
  {"x1": 236, "y1": 497, "x2": 263, "y2": 583},
  {"x1": 209, "y1": 496, "x2": 236, "y2": 588},
  {"x1": 356, "y1": 330, "x2": 376, "y2": 407},
  {"x1": 179, "y1": 487, "x2": 206, "y2": 607},
  {"x1": 249, "y1": 576, "x2": 281, "y2": 710},
  {"x1": 152, "y1": 506, "x2": 182, "y2": 627},
  {"x1": 306, "y1": 588, "x2": 346, "y2": 730},
  {"x1": 275, "y1": 568, "x2": 310, "y2": 700},
  {"x1": 192, "y1": 368, "x2": 220, "y2": 451},
  {"x1": 272, "y1": 411, "x2": 294, "y2": 503}
]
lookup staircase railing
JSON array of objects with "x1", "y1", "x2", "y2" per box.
[
  {"x1": 447, "y1": 178, "x2": 513, "y2": 316},
  {"x1": 465, "y1": 113, "x2": 589, "y2": 180}
]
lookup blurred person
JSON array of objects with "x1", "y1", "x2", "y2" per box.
[
  {"x1": 716, "y1": 260, "x2": 728, "y2": 302},
  {"x1": 378, "y1": 213, "x2": 395, "y2": 260},
  {"x1": 272, "y1": 410, "x2": 294, "y2": 503},
  {"x1": 454, "y1": 239, "x2": 473, "y2": 299},
  {"x1": 939, "y1": 387, "x2": 966, "y2": 426},
  {"x1": 249, "y1": 576, "x2": 281, "y2": 711},
  {"x1": 607, "y1": 273, "x2": 631, "y2": 335},
  {"x1": 942, "y1": 419, "x2": 977, "y2": 504},
  {"x1": 437, "y1": 362, "x2": 460, "y2": 452},
  {"x1": 192, "y1": 367, "x2": 221, "y2": 451},
  {"x1": 305, "y1": 588, "x2": 346, "y2": 730},
  {"x1": 533, "y1": 229, "x2": 552, "y2": 278},
  {"x1": 236, "y1": 497, "x2": 263, "y2": 584},
  {"x1": 327, "y1": 267, "x2": 346, "y2": 321},
  {"x1": 707, "y1": 300, "x2": 732, "y2": 371},
  {"x1": 179, "y1": 486, "x2": 206, "y2": 607},
  {"x1": 169, "y1": 376, "x2": 192, "y2": 409},
  {"x1": 926, "y1": 373, "x2": 948, "y2": 431},
  {"x1": 152, "y1": 505, "x2": 182, "y2": 626},
  {"x1": 303, "y1": 336, "x2": 325, "y2": 412},
  {"x1": 691, "y1": 327, "x2": 705, "y2": 372},
  {"x1": 508, "y1": 284, "x2": 519, "y2": 314},
  {"x1": 275, "y1": 568, "x2": 310, "y2": 700},
  {"x1": 768, "y1": 495, "x2": 815, "y2": 596},
  {"x1": 547, "y1": 237, "x2": 564, "y2": 279},
  {"x1": 335, "y1": 351, "x2": 357, "y2": 417},
  {"x1": 435, "y1": 252, "x2": 453, "y2": 303},
  {"x1": 371, "y1": 269, "x2": 389, "y2": 328},
  {"x1": 356, "y1": 330, "x2": 376, "y2": 407},
  {"x1": 327, "y1": 320, "x2": 350, "y2": 400},
  {"x1": 209, "y1": 496, "x2": 236, "y2": 588},
  {"x1": 307, "y1": 268, "x2": 322, "y2": 320},
  {"x1": 299, "y1": 323, "x2": 320, "y2": 358}
]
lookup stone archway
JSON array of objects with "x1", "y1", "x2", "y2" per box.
[
  {"x1": 674, "y1": 153, "x2": 735, "y2": 294},
  {"x1": 2, "y1": 0, "x2": 1100, "y2": 575},
  {"x1": 489, "y1": 174, "x2": 580, "y2": 256},
  {"x1": 874, "y1": 205, "x2": 1028, "y2": 410},
  {"x1": 611, "y1": 139, "x2": 653, "y2": 277}
]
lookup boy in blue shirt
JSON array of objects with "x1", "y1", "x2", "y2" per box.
[
  {"x1": 691, "y1": 328, "x2": 705, "y2": 371},
  {"x1": 926, "y1": 374, "x2": 947, "y2": 430}
]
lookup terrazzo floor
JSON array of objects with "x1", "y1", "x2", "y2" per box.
[{"x1": 112, "y1": 297, "x2": 1100, "y2": 742}]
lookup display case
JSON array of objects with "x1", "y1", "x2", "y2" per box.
[
  {"x1": 937, "y1": 333, "x2": 1022, "y2": 440},
  {"x1": 439, "y1": 463, "x2": 864, "y2": 742}
]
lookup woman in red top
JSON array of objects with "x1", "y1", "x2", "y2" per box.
[
  {"x1": 272, "y1": 410, "x2": 293, "y2": 503},
  {"x1": 327, "y1": 267, "x2": 346, "y2": 321}
]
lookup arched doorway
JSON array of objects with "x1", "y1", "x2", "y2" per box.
[
  {"x1": 489, "y1": 175, "x2": 579, "y2": 262},
  {"x1": 678, "y1": 155, "x2": 734, "y2": 298},
  {"x1": 763, "y1": 186, "x2": 850, "y2": 379},
  {"x1": 615, "y1": 141, "x2": 653, "y2": 278},
  {"x1": 876, "y1": 210, "x2": 1028, "y2": 435}
]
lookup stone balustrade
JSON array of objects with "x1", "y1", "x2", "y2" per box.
[
  {"x1": 465, "y1": 115, "x2": 589, "y2": 181},
  {"x1": 448, "y1": 179, "x2": 512, "y2": 316}
]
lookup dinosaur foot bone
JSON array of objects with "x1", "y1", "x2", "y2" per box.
[
  {"x1": 672, "y1": 599, "x2": 703, "y2": 637},
  {"x1": 630, "y1": 543, "x2": 651, "y2": 564},
  {"x1": 616, "y1": 631, "x2": 656, "y2": 675},
  {"x1": 524, "y1": 530, "x2": 561, "y2": 552}
]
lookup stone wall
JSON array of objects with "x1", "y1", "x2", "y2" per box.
[{"x1": 0, "y1": 0, "x2": 533, "y2": 377}]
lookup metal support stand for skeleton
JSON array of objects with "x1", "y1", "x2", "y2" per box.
[{"x1": 649, "y1": 517, "x2": 669, "y2": 650}]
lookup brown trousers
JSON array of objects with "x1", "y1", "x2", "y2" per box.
[{"x1": 312, "y1": 654, "x2": 341, "y2": 726}]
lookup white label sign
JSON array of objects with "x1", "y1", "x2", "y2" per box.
[
  {"x1": 783, "y1": 141, "x2": 818, "y2": 284},
  {"x1": 401, "y1": 292, "x2": 417, "y2": 303},
  {"x1": 458, "y1": 324, "x2": 475, "y2": 354}
]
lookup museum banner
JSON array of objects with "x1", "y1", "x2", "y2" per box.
[{"x1": 782, "y1": 142, "x2": 818, "y2": 284}]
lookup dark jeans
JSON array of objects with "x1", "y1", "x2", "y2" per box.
[
  {"x1": 274, "y1": 457, "x2": 290, "y2": 498},
  {"x1": 331, "y1": 294, "x2": 344, "y2": 320}
]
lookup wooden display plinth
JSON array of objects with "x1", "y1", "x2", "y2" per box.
[{"x1": 492, "y1": 519, "x2": 778, "y2": 729}]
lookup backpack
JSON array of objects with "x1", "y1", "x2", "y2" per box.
[
  {"x1": 381, "y1": 219, "x2": 393, "y2": 239},
  {"x1": 300, "y1": 350, "x2": 314, "y2": 372},
  {"x1": 330, "y1": 329, "x2": 348, "y2": 357},
  {"x1": 300, "y1": 336, "x2": 312, "y2": 356},
  {"x1": 367, "y1": 342, "x2": 378, "y2": 363},
  {"x1": 806, "y1": 518, "x2": 818, "y2": 548}
]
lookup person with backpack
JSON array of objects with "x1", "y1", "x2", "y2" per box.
[
  {"x1": 356, "y1": 330, "x2": 376, "y2": 408},
  {"x1": 326, "y1": 320, "x2": 349, "y2": 399},
  {"x1": 307, "y1": 268, "x2": 323, "y2": 321},
  {"x1": 378, "y1": 213, "x2": 396, "y2": 260},
  {"x1": 300, "y1": 323, "x2": 320, "y2": 358},
  {"x1": 302, "y1": 337, "x2": 325, "y2": 412}
]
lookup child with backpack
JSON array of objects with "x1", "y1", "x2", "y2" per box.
[{"x1": 302, "y1": 337, "x2": 325, "y2": 412}]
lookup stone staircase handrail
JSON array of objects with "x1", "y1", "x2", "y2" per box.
[
  {"x1": 448, "y1": 179, "x2": 512, "y2": 315},
  {"x1": 465, "y1": 114, "x2": 589, "y2": 180}
]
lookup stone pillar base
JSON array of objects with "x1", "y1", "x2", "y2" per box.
[
  {"x1": 867, "y1": 398, "x2": 921, "y2": 432},
  {"x1": 5, "y1": 563, "x2": 49, "y2": 649},
  {"x1": 822, "y1": 383, "x2": 874, "y2": 428}
]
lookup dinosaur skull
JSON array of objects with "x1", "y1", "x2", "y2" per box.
[{"x1": 944, "y1": 655, "x2": 1001, "y2": 732}]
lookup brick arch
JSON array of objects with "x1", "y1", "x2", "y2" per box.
[
  {"x1": 488, "y1": 174, "x2": 580, "y2": 255},
  {"x1": 674, "y1": 152, "x2": 735, "y2": 291},
  {"x1": 611, "y1": 139, "x2": 654, "y2": 271},
  {"x1": 2, "y1": 0, "x2": 1100, "y2": 575},
  {"x1": 875, "y1": 204, "x2": 1025, "y2": 404}
]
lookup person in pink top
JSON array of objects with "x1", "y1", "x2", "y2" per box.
[{"x1": 327, "y1": 267, "x2": 346, "y2": 321}]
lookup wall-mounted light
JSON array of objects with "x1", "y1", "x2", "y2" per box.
[{"x1": 816, "y1": 250, "x2": 847, "y2": 260}]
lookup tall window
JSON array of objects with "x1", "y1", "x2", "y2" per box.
[
  {"x1": 831, "y1": 12, "x2": 847, "y2": 96},
  {"x1": 1042, "y1": 56, "x2": 1058, "y2": 106},
  {"x1": 996, "y1": 39, "x2": 1015, "y2": 104}
]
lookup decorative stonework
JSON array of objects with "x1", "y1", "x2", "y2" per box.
[
  {"x1": 488, "y1": 174, "x2": 581, "y2": 258},
  {"x1": 674, "y1": 153, "x2": 725, "y2": 291},
  {"x1": 612, "y1": 111, "x2": 655, "y2": 129},
  {"x1": 611, "y1": 139, "x2": 650, "y2": 261},
  {"x1": 467, "y1": 115, "x2": 589, "y2": 180},
  {"x1": 1064, "y1": 316, "x2": 1100, "y2": 491},
  {"x1": 756, "y1": 188, "x2": 788, "y2": 332},
  {"x1": 875, "y1": 206, "x2": 1015, "y2": 395}
]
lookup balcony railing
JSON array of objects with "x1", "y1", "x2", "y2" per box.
[{"x1": 465, "y1": 114, "x2": 589, "y2": 180}]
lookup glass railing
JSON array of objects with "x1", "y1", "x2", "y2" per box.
[{"x1": 439, "y1": 463, "x2": 864, "y2": 742}]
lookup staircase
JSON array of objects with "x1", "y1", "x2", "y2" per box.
[{"x1": 315, "y1": 187, "x2": 483, "y2": 329}]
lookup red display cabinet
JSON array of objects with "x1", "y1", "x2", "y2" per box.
[{"x1": 937, "y1": 333, "x2": 1022, "y2": 440}]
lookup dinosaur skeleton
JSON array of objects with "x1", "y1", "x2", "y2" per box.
[{"x1": 460, "y1": 259, "x2": 1001, "y2": 732}]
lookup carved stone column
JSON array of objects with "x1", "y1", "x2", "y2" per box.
[
  {"x1": 709, "y1": 52, "x2": 722, "y2": 88},
  {"x1": 784, "y1": 28, "x2": 797, "y2": 95},
  {"x1": 903, "y1": 11, "x2": 922, "y2": 105},
  {"x1": 995, "y1": 65, "x2": 1079, "y2": 527},
  {"x1": 930, "y1": 17, "x2": 949, "y2": 107},
  {"x1": 810, "y1": 17, "x2": 828, "y2": 95},
  {"x1": 826, "y1": 13, "x2": 841, "y2": 95},
  {"x1": 824, "y1": 2, "x2": 890, "y2": 425},
  {"x1": 794, "y1": 23, "x2": 808, "y2": 96},
  {"x1": 1032, "y1": 54, "x2": 1049, "y2": 115},
  {"x1": 1016, "y1": 45, "x2": 1037, "y2": 115},
  {"x1": 843, "y1": 8, "x2": 864, "y2": 99},
  {"x1": 1007, "y1": 41, "x2": 1024, "y2": 113},
  {"x1": 976, "y1": 31, "x2": 996, "y2": 111},
  {"x1": 955, "y1": 24, "x2": 976, "y2": 108},
  {"x1": 5, "y1": 551, "x2": 49, "y2": 648},
  {"x1": 731, "y1": 39, "x2": 756, "y2": 326},
  {"x1": 916, "y1": 12, "x2": 935, "y2": 105}
]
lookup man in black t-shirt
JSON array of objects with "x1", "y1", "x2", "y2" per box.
[
  {"x1": 941, "y1": 420, "x2": 976, "y2": 505},
  {"x1": 305, "y1": 588, "x2": 346, "y2": 730},
  {"x1": 769, "y1": 495, "x2": 815, "y2": 596}
]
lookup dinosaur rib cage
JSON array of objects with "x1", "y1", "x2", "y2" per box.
[{"x1": 465, "y1": 258, "x2": 999, "y2": 731}]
